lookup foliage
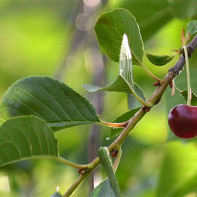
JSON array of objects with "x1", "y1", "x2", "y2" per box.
[{"x1": 0, "y1": 1, "x2": 197, "y2": 197}]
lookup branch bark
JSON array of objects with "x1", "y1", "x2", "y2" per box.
[{"x1": 63, "y1": 34, "x2": 197, "y2": 197}]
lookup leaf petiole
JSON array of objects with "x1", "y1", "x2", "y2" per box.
[{"x1": 183, "y1": 46, "x2": 191, "y2": 106}]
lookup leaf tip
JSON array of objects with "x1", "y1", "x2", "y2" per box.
[{"x1": 120, "y1": 34, "x2": 132, "y2": 61}]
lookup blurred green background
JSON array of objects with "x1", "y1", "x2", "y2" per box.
[{"x1": 0, "y1": 0, "x2": 197, "y2": 196}]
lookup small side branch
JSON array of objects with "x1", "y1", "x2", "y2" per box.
[{"x1": 63, "y1": 34, "x2": 197, "y2": 197}]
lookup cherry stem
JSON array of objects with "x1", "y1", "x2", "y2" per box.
[{"x1": 183, "y1": 46, "x2": 191, "y2": 106}]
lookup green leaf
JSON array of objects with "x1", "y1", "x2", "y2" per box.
[
  {"x1": 110, "y1": 107, "x2": 141, "y2": 137},
  {"x1": 0, "y1": 76, "x2": 100, "y2": 132},
  {"x1": 95, "y1": 8, "x2": 144, "y2": 65},
  {"x1": 84, "y1": 34, "x2": 146, "y2": 108},
  {"x1": 146, "y1": 53, "x2": 174, "y2": 66},
  {"x1": 127, "y1": 84, "x2": 146, "y2": 110},
  {"x1": 90, "y1": 179, "x2": 116, "y2": 197},
  {"x1": 98, "y1": 147, "x2": 121, "y2": 197},
  {"x1": 180, "y1": 90, "x2": 197, "y2": 106},
  {"x1": 0, "y1": 116, "x2": 58, "y2": 167},
  {"x1": 157, "y1": 141, "x2": 197, "y2": 197},
  {"x1": 186, "y1": 20, "x2": 197, "y2": 36}
]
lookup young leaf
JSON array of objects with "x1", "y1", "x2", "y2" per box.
[
  {"x1": 180, "y1": 90, "x2": 197, "y2": 106},
  {"x1": 110, "y1": 107, "x2": 141, "y2": 137},
  {"x1": 90, "y1": 179, "x2": 116, "y2": 197},
  {"x1": 98, "y1": 147, "x2": 121, "y2": 197},
  {"x1": 95, "y1": 8, "x2": 144, "y2": 65},
  {"x1": 0, "y1": 116, "x2": 58, "y2": 167},
  {"x1": 146, "y1": 53, "x2": 174, "y2": 66},
  {"x1": 84, "y1": 34, "x2": 146, "y2": 107},
  {"x1": 127, "y1": 83, "x2": 146, "y2": 110},
  {"x1": 186, "y1": 20, "x2": 197, "y2": 36},
  {"x1": 157, "y1": 142, "x2": 197, "y2": 197},
  {"x1": 0, "y1": 76, "x2": 100, "y2": 131}
]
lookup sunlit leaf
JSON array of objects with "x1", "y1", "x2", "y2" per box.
[
  {"x1": 84, "y1": 34, "x2": 146, "y2": 108},
  {"x1": 186, "y1": 20, "x2": 197, "y2": 36},
  {"x1": 95, "y1": 8, "x2": 144, "y2": 65},
  {"x1": 98, "y1": 147, "x2": 121, "y2": 197},
  {"x1": 157, "y1": 141, "x2": 197, "y2": 197},
  {"x1": 90, "y1": 179, "x2": 116, "y2": 197},
  {"x1": 146, "y1": 54, "x2": 174, "y2": 66},
  {"x1": 0, "y1": 116, "x2": 58, "y2": 167},
  {"x1": 180, "y1": 90, "x2": 197, "y2": 106},
  {"x1": 110, "y1": 107, "x2": 141, "y2": 137},
  {"x1": 0, "y1": 76, "x2": 100, "y2": 132}
]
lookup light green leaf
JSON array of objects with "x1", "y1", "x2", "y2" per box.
[
  {"x1": 84, "y1": 34, "x2": 146, "y2": 107},
  {"x1": 0, "y1": 116, "x2": 58, "y2": 167},
  {"x1": 127, "y1": 83, "x2": 146, "y2": 110},
  {"x1": 180, "y1": 90, "x2": 197, "y2": 106},
  {"x1": 0, "y1": 76, "x2": 100, "y2": 132},
  {"x1": 146, "y1": 53, "x2": 174, "y2": 66},
  {"x1": 90, "y1": 179, "x2": 116, "y2": 197},
  {"x1": 157, "y1": 141, "x2": 197, "y2": 197},
  {"x1": 95, "y1": 8, "x2": 144, "y2": 65},
  {"x1": 98, "y1": 147, "x2": 121, "y2": 197},
  {"x1": 83, "y1": 79, "x2": 142, "y2": 94},
  {"x1": 110, "y1": 107, "x2": 141, "y2": 137},
  {"x1": 186, "y1": 20, "x2": 197, "y2": 36}
]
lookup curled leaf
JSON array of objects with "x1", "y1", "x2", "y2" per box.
[{"x1": 147, "y1": 53, "x2": 174, "y2": 66}]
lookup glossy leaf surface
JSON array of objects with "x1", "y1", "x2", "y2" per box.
[
  {"x1": 0, "y1": 116, "x2": 58, "y2": 167},
  {"x1": 84, "y1": 34, "x2": 146, "y2": 108},
  {"x1": 0, "y1": 76, "x2": 100, "y2": 131},
  {"x1": 95, "y1": 8, "x2": 144, "y2": 65}
]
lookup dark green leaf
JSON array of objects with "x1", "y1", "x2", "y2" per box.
[
  {"x1": 111, "y1": 0, "x2": 173, "y2": 42},
  {"x1": 0, "y1": 116, "x2": 58, "y2": 167},
  {"x1": 0, "y1": 76, "x2": 100, "y2": 132},
  {"x1": 98, "y1": 147, "x2": 121, "y2": 197},
  {"x1": 157, "y1": 141, "x2": 197, "y2": 197},
  {"x1": 95, "y1": 8, "x2": 144, "y2": 65},
  {"x1": 180, "y1": 90, "x2": 197, "y2": 106},
  {"x1": 110, "y1": 107, "x2": 141, "y2": 137},
  {"x1": 186, "y1": 20, "x2": 197, "y2": 36},
  {"x1": 90, "y1": 179, "x2": 116, "y2": 197},
  {"x1": 146, "y1": 54, "x2": 174, "y2": 66}
]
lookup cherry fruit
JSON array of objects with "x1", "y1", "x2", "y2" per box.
[{"x1": 168, "y1": 104, "x2": 197, "y2": 139}]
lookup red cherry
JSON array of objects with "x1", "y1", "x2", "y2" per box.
[{"x1": 168, "y1": 104, "x2": 197, "y2": 139}]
